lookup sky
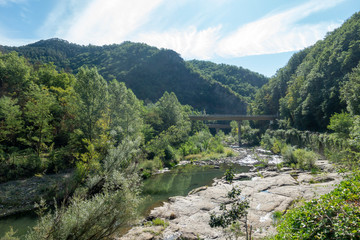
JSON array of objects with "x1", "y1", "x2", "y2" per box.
[{"x1": 0, "y1": 0, "x2": 359, "y2": 77}]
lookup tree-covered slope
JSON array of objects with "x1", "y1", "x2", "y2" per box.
[
  {"x1": 188, "y1": 60, "x2": 268, "y2": 101},
  {"x1": 0, "y1": 39, "x2": 267, "y2": 114},
  {"x1": 252, "y1": 12, "x2": 360, "y2": 131}
]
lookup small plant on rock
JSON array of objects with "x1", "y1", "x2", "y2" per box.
[
  {"x1": 224, "y1": 167, "x2": 235, "y2": 183},
  {"x1": 209, "y1": 187, "x2": 251, "y2": 239}
]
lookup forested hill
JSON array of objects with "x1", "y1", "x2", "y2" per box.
[
  {"x1": 0, "y1": 39, "x2": 267, "y2": 114},
  {"x1": 188, "y1": 60, "x2": 268, "y2": 102},
  {"x1": 252, "y1": 11, "x2": 360, "y2": 131}
]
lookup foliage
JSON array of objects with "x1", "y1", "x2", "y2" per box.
[
  {"x1": 327, "y1": 112, "x2": 354, "y2": 138},
  {"x1": 252, "y1": 12, "x2": 360, "y2": 131},
  {"x1": 291, "y1": 149, "x2": 317, "y2": 170},
  {"x1": 24, "y1": 83, "x2": 56, "y2": 155},
  {"x1": 272, "y1": 171, "x2": 360, "y2": 240},
  {"x1": 108, "y1": 80, "x2": 143, "y2": 144},
  {"x1": 261, "y1": 133, "x2": 318, "y2": 170},
  {"x1": 2, "y1": 39, "x2": 251, "y2": 114},
  {"x1": 150, "y1": 218, "x2": 169, "y2": 228},
  {"x1": 341, "y1": 62, "x2": 360, "y2": 115},
  {"x1": 74, "y1": 66, "x2": 108, "y2": 142},
  {"x1": 25, "y1": 189, "x2": 138, "y2": 240},
  {"x1": 224, "y1": 167, "x2": 235, "y2": 183},
  {"x1": 0, "y1": 228, "x2": 19, "y2": 240},
  {"x1": 0, "y1": 96, "x2": 23, "y2": 144},
  {"x1": 188, "y1": 60, "x2": 268, "y2": 101},
  {"x1": 209, "y1": 187, "x2": 250, "y2": 238},
  {"x1": 25, "y1": 139, "x2": 141, "y2": 240}
]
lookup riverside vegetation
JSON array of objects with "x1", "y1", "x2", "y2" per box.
[
  {"x1": 0, "y1": 51, "x2": 237, "y2": 239},
  {"x1": 1, "y1": 10, "x2": 360, "y2": 240}
]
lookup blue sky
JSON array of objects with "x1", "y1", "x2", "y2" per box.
[{"x1": 0, "y1": 0, "x2": 359, "y2": 77}]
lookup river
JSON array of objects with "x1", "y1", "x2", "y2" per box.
[{"x1": 0, "y1": 163, "x2": 250, "y2": 239}]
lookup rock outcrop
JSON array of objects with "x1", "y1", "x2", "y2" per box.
[{"x1": 119, "y1": 160, "x2": 341, "y2": 240}]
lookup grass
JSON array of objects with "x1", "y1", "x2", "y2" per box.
[
  {"x1": 184, "y1": 148, "x2": 237, "y2": 162},
  {"x1": 144, "y1": 218, "x2": 169, "y2": 229}
]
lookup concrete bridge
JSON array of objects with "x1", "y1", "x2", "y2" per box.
[{"x1": 189, "y1": 114, "x2": 277, "y2": 146}]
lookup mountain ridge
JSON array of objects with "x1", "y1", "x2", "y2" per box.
[{"x1": 0, "y1": 38, "x2": 268, "y2": 114}]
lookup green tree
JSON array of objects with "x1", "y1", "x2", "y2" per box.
[
  {"x1": 327, "y1": 112, "x2": 354, "y2": 138},
  {"x1": 209, "y1": 187, "x2": 250, "y2": 239},
  {"x1": 24, "y1": 83, "x2": 56, "y2": 155},
  {"x1": 0, "y1": 52, "x2": 31, "y2": 96},
  {"x1": 74, "y1": 67, "x2": 108, "y2": 142},
  {"x1": 0, "y1": 96, "x2": 23, "y2": 144},
  {"x1": 25, "y1": 138, "x2": 142, "y2": 240},
  {"x1": 341, "y1": 63, "x2": 360, "y2": 115},
  {"x1": 108, "y1": 80, "x2": 143, "y2": 144},
  {"x1": 156, "y1": 92, "x2": 186, "y2": 132}
]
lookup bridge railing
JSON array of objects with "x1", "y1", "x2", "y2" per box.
[
  {"x1": 189, "y1": 114, "x2": 277, "y2": 121},
  {"x1": 188, "y1": 114, "x2": 278, "y2": 146}
]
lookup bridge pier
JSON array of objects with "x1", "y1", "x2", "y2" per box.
[
  {"x1": 188, "y1": 114, "x2": 278, "y2": 148},
  {"x1": 237, "y1": 120, "x2": 241, "y2": 146}
]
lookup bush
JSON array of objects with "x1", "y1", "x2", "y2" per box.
[
  {"x1": 272, "y1": 171, "x2": 360, "y2": 240},
  {"x1": 327, "y1": 112, "x2": 353, "y2": 138},
  {"x1": 209, "y1": 187, "x2": 250, "y2": 238},
  {"x1": 292, "y1": 149, "x2": 317, "y2": 170},
  {"x1": 151, "y1": 218, "x2": 169, "y2": 227},
  {"x1": 241, "y1": 125, "x2": 261, "y2": 145},
  {"x1": 25, "y1": 189, "x2": 139, "y2": 240},
  {"x1": 25, "y1": 139, "x2": 142, "y2": 240},
  {"x1": 224, "y1": 167, "x2": 235, "y2": 183},
  {"x1": 280, "y1": 144, "x2": 296, "y2": 165}
]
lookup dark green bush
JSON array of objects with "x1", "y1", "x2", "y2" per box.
[
  {"x1": 273, "y1": 171, "x2": 360, "y2": 240},
  {"x1": 224, "y1": 167, "x2": 235, "y2": 183}
]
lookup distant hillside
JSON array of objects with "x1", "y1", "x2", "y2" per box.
[
  {"x1": 252, "y1": 11, "x2": 360, "y2": 131},
  {"x1": 188, "y1": 60, "x2": 268, "y2": 101},
  {"x1": 0, "y1": 39, "x2": 267, "y2": 114}
]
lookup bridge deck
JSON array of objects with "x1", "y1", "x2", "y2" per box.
[
  {"x1": 206, "y1": 124, "x2": 232, "y2": 129},
  {"x1": 189, "y1": 114, "x2": 277, "y2": 121}
]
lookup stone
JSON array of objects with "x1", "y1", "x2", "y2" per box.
[{"x1": 120, "y1": 160, "x2": 342, "y2": 240}]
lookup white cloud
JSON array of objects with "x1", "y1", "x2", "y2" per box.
[
  {"x1": 0, "y1": 0, "x2": 25, "y2": 5},
  {"x1": 216, "y1": 0, "x2": 344, "y2": 57},
  {"x1": 0, "y1": 33, "x2": 34, "y2": 46},
  {"x1": 60, "y1": 0, "x2": 165, "y2": 45},
  {"x1": 38, "y1": 0, "x2": 89, "y2": 39},
  {"x1": 39, "y1": 0, "x2": 345, "y2": 60},
  {"x1": 137, "y1": 25, "x2": 222, "y2": 59}
]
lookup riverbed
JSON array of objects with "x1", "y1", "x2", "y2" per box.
[{"x1": 0, "y1": 161, "x2": 250, "y2": 238}]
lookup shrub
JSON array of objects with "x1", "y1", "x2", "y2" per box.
[
  {"x1": 209, "y1": 187, "x2": 250, "y2": 238},
  {"x1": 280, "y1": 145, "x2": 296, "y2": 165},
  {"x1": 272, "y1": 171, "x2": 360, "y2": 240},
  {"x1": 25, "y1": 189, "x2": 139, "y2": 240},
  {"x1": 1, "y1": 227, "x2": 19, "y2": 240},
  {"x1": 226, "y1": 149, "x2": 235, "y2": 157},
  {"x1": 224, "y1": 167, "x2": 235, "y2": 183},
  {"x1": 292, "y1": 149, "x2": 317, "y2": 170},
  {"x1": 327, "y1": 112, "x2": 353, "y2": 138},
  {"x1": 151, "y1": 218, "x2": 169, "y2": 228}
]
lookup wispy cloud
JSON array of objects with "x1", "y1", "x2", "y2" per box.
[
  {"x1": 137, "y1": 25, "x2": 222, "y2": 59},
  {"x1": 40, "y1": 0, "x2": 345, "y2": 59},
  {"x1": 0, "y1": 31, "x2": 34, "y2": 46},
  {"x1": 60, "y1": 0, "x2": 165, "y2": 45},
  {"x1": 216, "y1": 0, "x2": 344, "y2": 57},
  {"x1": 38, "y1": 0, "x2": 89, "y2": 39},
  {"x1": 0, "y1": 0, "x2": 26, "y2": 5}
]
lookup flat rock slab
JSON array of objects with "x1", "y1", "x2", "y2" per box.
[{"x1": 119, "y1": 161, "x2": 342, "y2": 240}]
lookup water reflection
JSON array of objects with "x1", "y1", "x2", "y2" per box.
[{"x1": 140, "y1": 163, "x2": 249, "y2": 216}]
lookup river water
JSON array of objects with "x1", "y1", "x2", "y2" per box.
[{"x1": 0, "y1": 163, "x2": 250, "y2": 239}]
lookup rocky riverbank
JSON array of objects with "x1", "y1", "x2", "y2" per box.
[
  {"x1": 0, "y1": 171, "x2": 73, "y2": 217},
  {"x1": 119, "y1": 158, "x2": 341, "y2": 240}
]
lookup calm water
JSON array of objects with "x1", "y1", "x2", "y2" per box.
[
  {"x1": 0, "y1": 211, "x2": 37, "y2": 238},
  {"x1": 0, "y1": 163, "x2": 249, "y2": 238}
]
